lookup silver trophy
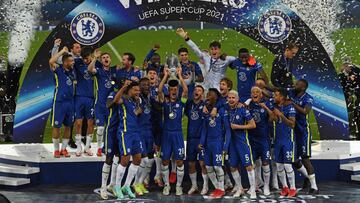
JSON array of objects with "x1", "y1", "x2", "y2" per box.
[{"x1": 166, "y1": 54, "x2": 180, "y2": 83}]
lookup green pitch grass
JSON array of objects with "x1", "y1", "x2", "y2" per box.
[{"x1": 1, "y1": 28, "x2": 360, "y2": 143}]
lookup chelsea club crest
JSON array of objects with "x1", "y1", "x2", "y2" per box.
[
  {"x1": 258, "y1": 10, "x2": 292, "y2": 43},
  {"x1": 71, "y1": 12, "x2": 105, "y2": 45}
]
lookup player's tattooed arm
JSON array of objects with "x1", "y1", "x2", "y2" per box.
[
  {"x1": 157, "y1": 66, "x2": 169, "y2": 103},
  {"x1": 177, "y1": 67, "x2": 188, "y2": 100},
  {"x1": 88, "y1": 49, "x2": 101, "y2": 74},
  {"x1": 273, "y1": 108, "x2": 295, "y2": 128},
  {"x1": 49, "y1": 46, "x2": 68, "y2": 71}
]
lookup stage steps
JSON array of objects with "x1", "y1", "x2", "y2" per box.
[
  {"x1": 0, "y1": 163, "x2": 39, "y2": 187},
  {"x1": 340, "y1": 162, "x2": 360, "y2": 181},
  {"x1": 0, "y1": 176, "x2": 30, "y2": 186}
]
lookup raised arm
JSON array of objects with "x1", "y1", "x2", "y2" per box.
[
  {"x1": 177, "y1": 67, "x2": 188, "y2": 99},
  {"x1": 193, "y1": 62, "x2": 204, "y2": 82},
  {"x1": 49, "y1": 46, "x2": 68, "y2": 71},
  {"x1": 113, "y1": 80, "x2": 131, "y2": 105},
  {"x1": 176, "y1": 28, "x2": 205, "y2": 60},
  {"x1": 51, "y1": 38, "x2": 63, "y2": 65},
  {"x1": 157, "y1": 67, "x2": 170, "y2": 103},
  {"x1": 258, "y1": 68, "x2": 270, "y2": 87},
  {"x1": 144, "y1": 44, "x2": 160, "y2": 65},
  {"x1": 88, "y1": 49, "x2": 101, "y2": 74}
]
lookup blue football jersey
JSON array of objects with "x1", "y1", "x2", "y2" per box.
[
  {"x1": 74, "y1": 58, "x2": 94, "y2": 98},
  {"x1": 289, "y1": 91, "x2": 314, "y2": 134},
  {"x1": 230, "y1": 59, "x2": 263, "y2": 99},
  {"x1": 94, "y1": 61, "x2": 116, "y2": 104},
  {"x1": 53, "y1": 65, "x2": 75, "y2": 101},
  {"x1": 274, "y1": 103, "x2": 296, "y2": 142},
  {"x1": 162, "y1": 99, "x2": 186, "y2": 132},
  {"x1": 229, "y1": 106, "x2": 253, "y2": 142},
  {"x1": 185, "y1": 99, "x2": 205, "y2": 139}
]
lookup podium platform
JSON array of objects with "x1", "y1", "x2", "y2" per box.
[{"x1": 0, "y1": 141, "x2": 359, "y2": 186}]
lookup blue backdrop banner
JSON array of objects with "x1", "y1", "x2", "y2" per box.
[{"x1": 13, "y1": 0, "x2": 349, "y2": 142}]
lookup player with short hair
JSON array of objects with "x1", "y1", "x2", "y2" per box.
[
  {"x1": 184, "y1": 85, "x2": 208, "y2": 195},
  {"x1": 88, "y1": 50, "x2": 117, "y2": 156},
  {"x1": 144, "y1": 44, "x2": 164, "y2": 76},
  {"x1": 247, "y1": 86, "x2": 276, "y2": 196},
  {"x1": 273, "y1": 89, "x2": 297, "y2": 197},
  {"x1": 117, "y1": 52, "x2": 141, "y2": 84},
  {"x1": 51, "y1": 39, "x2": 82, "y2": 148},
  {"x1": 271, "y1": 42, "x2": 300, "y2": 88},
  {"x1": 99, "y1": 81, "x2": 123, "y2": 200},
  {"x1": 176, "y1": 28, "x2": 236, "y2": 91},
  {"x1": 227, "y1": 90, "x2": 257, "y2": 198},
  {"x1": 289, "y1": 79, "x2": 318, "y2": 194},
  {"x1": 72, "y1": 47, "x2": 96, "y2": 156},
  {"x1": 49, "y1": 47, "x2": 76, "y2": 158},
  {"x1": 230, "y1": 48, "x2": 269, "y2": 103},
  {"x1": 157, "y1": 67, "x2": 188, "y2": 196},
  {"x1": 145, "y1": 67, "x2": 165, "y2": 187},
  {"x1": 133, "y1": 77, "x2": 154, "y2": 196},
  {"x1": 51, "y1": 39, "x2": 82, "y2": 64},
  {"x1": 219, "y1": 77, "x2": 233, "y2": 106},
  {"x1": 178, "y1": 47, "x2": 204, "y2": 99},
  {"x1": 112, "y1": 81, "x2": 143, "y2": 200},
  {"x1": 255, "y1": 79, "x2": 279, "y2": 189},
  {"x1": 203, "y1": 77, "x2": 233, "y2": 118},
  {"x1": 198, "y1": 88, "x2": 231, "y2": 199},
  {"x1": 218, "y1": 77, "x2": 236, "y2": 191}
]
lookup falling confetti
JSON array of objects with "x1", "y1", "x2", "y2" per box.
[
  {"x1": 282, "y1": 0, "x2": 343, "y2": 61},
  {"x1": 4, "y1": 0, "x2": 42, "y2": 67}
]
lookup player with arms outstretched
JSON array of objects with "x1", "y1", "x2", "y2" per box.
[{"x1": 176, "y1": 28, "x2": 236, "y2": 91}]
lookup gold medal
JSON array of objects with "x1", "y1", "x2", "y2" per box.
[
  {"x1": 169, "y1": 112, "x2": 175, "y2": 119},
  {"x1": 111, "y1": 80, "x2": 115, "y2": 85}
]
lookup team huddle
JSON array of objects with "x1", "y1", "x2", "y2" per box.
[{"x1": 48, "y1": 28, "x2": 319, "y2": 200}]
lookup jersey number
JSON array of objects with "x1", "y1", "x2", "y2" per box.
[{"x1": 178, "y1": 148, "x2": 185, "y2": 156}]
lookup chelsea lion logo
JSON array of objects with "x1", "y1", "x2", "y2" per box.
[
  {"x1": 258, "y1": 10, "x2": 292, "y2": 43},
  {"x1": 71, "y1": 12, "x2": 105, "y2": 45}
]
